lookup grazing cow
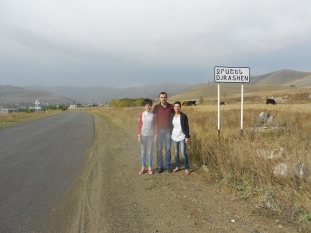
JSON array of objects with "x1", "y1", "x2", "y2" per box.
[
  {"x1": 266, "y1": 99, "x2": 277, "y2": 105},
  {"x1": 182, "y1": 101, "x2": 189, "y2": 106},
  {"x1": 220, "y1": 101, "x2": 225, "y2": 105},
  {"x1": 182, "y1": 100, "x2": 196, "y2": 106}
]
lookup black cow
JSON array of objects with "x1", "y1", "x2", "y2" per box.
[
  {"x1": 182, "y1": 100, "x2": 196, "y2": 106},
  {"x1": 266, "y1": 99, "x2": 276, "y2": 105},
  {"x1": 220, "y1": 101, "x2": 225, "y2": 105}
]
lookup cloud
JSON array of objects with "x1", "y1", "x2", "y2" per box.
[{"x1": 0, "y1": 0, "x2": 310, "y2": 86}]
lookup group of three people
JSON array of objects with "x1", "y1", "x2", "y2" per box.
[{"x1": 137, "y1": 92, "x2": 190, "y2": 175}]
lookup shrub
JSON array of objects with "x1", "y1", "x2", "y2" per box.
[
  {"x1": 109, "y1": 98, "x2": 144, "y2": 107},
  {"x1": 199, "y1": 97, "x2": 204, "y2": 105}
]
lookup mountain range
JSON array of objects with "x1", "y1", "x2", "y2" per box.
[
  {"x1": 1, "y1": 69, "x2": 311, "y2": 105},
  {"x1": 23, "y1": 83, "x2": 191, "y2": 104},
  {"x1": 0, "y1": 85, "x2": 74, "y2": 105}
]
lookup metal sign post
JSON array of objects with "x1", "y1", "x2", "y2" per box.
[
  {"x1": 241, "y1": 83, "x2": 244, "y2": 135},
  {"x1": 214, "y1": 66, "x2": 250, "y2": 134},
  {"x1": 218, "y1": 83, "x2": 220, "y2": 134}
]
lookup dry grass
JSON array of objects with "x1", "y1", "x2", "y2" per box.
[
  {"x1": 0, "y1": 110, "x2": 61, "y2": 128},
  {"x1": 90, "y1": 97, "x2": 311, "y2": 230}
]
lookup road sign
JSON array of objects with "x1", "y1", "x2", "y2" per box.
[
  {"x1": 214, "y1": 66, "x2": 250, "y2": 83},
  {"x1": 214, "y1": 66, "x2": 250, "y2": 134}
]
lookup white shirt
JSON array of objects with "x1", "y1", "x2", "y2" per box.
[
  {"x1": 171, "y1": 116, "x2": 185, "y2": 142},
  {"x1": 141, "y1": 111, "x2": 154, "y2": 136}
]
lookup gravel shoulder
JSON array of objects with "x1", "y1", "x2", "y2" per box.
[{"x1": 50, "y1": 113, "x2": 297, "y2": 233}]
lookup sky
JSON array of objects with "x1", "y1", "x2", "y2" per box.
[{"x1": 0, "y1": 0, "x2": 311, "y2": 87}]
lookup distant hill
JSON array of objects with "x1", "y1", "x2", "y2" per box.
[
  {"x1": 169, "y1": 83, "x2": 297, "y2": 102},
  {"x1": 250, "y1": 69, "x2": 311, "y2": 86},
  {"x1": 24, "y1": 83, "x2": 191, "y2": 104},
  {"x1": 170, "y1": 69, "x2": 311, "y2": 102},
  {"x1": 0, "y1": 85, "x2": 75, "y2": 105}
]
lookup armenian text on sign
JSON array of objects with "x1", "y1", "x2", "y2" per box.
[{"x1": 214, "y1": 66, "x2": 250, "y2": 83}]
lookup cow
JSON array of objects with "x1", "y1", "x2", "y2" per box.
[
  {"x1": 220, "y1": 101, "x2": 225, "y2": 105},
  {"x1": 182, "y1": 100, "x2": 196, "y2": 106},
  {"x1": 266, "y1": 98, "x2": 277, "y2": 105}
]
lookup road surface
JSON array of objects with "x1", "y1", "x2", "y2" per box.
[{"x1": 0, "y1": 111, "x2": 94, "y2": 233}]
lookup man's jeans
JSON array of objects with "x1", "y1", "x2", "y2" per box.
[
  {"x1": 156, "y1": 129, "x2": 171, "y2": 169},
  {"x1": 172, "y1": 139, "x2": 189, "y2": 170},
  {"x1": 140, "y1": 135, "x2": 154, "y2": 167}
]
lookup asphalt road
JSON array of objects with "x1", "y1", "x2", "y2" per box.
[{"x1": 0, "y1": 111, "x2": 94, "y2": 233}]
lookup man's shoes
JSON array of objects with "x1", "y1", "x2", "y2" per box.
[
  {"x1": 157, "y1": 167, "x2": 164, "y2": 173},
  {"x1": 167, "y1": 167, "x2": 172, "y2": 173}
]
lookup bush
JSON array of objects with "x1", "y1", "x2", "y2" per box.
[
  {"x1": 58, "y1": 104, "x2": 68, "y2": 111},
  {"x1": 199, "y1": 97, "x2": 204, "y2": 105},
  {"x1": 109, "y1": 98, "x2": 144, "y2": 107}
]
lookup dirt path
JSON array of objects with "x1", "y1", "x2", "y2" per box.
[{"x1": 51, "y1": 113, "x2": 297, "y2": 233}]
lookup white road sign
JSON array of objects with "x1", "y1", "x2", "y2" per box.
[{"x1": 214, "y1": 66, "x2": 250, "y2": 83}]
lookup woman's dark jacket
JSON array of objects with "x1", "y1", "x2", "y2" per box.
[{"x1": 170, "y1": 112, "x2": 190, "y2": 138}]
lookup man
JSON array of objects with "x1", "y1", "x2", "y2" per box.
[{"x1": 153, "y1": 92, "x2": 174, "y2": 173}]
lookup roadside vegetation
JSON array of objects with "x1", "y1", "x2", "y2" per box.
[
  {"x1": 0, "y1": 110, "x2": 62, "y2": 129},
  {"x1": 109, "y1": 98, "x2": 145, "y2": 107},
  {"x1": 90, "y1": 90, "x2": 311, "y2": 232},
  {"x1": 18, "y1": 104, "x2": 69, "y2": 112}
]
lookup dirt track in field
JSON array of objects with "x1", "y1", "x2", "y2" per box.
[{"x1": 50, "y1": 113, "x2": 297, "y2": 233}]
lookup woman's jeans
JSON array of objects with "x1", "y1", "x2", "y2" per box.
[
  {"x1": 140, "y1": 135, "x2": 154, "y2": 167},
  {"x1": 172, "y1": 139, "x2": 189, "y2": 170}
]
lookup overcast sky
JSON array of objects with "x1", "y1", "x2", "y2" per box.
[{"x1": 0, "y1": 0, "x2": 310, "y2": 87}]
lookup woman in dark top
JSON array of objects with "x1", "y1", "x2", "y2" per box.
[{"x1": 171, "y1": 101, "x2": 190, "y2": 175}]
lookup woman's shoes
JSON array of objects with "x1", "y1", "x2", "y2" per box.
[
  {"x1": 173, "y1": 168, "x2": 190, "y2": 175},
  {"x1": 140, "y1": 168, "x2": 187, "y2": 175},
  {"x1": 139, "y1": 169, "x2": 154, "y2": 175},
  {"x1": 139, "y1": 169, "x2": 145, "y2": 175},
  {"x1": 173, "y1": 168, "x2": 180, "y2": 173}
]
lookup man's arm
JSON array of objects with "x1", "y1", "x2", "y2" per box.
[{"x1": 152, "y1": 104, "x2": 158, "y2": 114}]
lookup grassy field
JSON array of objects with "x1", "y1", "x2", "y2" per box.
[{"x1": 90, "y1": 90, "x2": 311, "y2": 231}]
